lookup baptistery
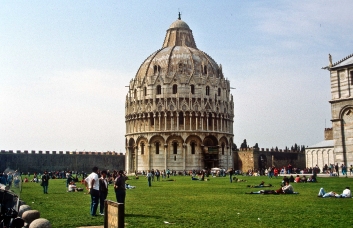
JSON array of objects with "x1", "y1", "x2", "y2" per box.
[{"x1": 125, "y1": 15, "x2": 234, "y2": 173}]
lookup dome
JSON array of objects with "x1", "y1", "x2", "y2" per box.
[
  {"x1": 135, "y1": 46, "x2": 223, "y2": 81},
  {"x1": 134, "y1": 17, "x2": 224, "y2": 82},
  {"x1": 169, "y1": 19, "x2": 190, "y2": 29}
]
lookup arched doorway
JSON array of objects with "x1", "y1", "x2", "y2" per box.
[{"x1": 203, "y1": 135, "x2": 219, "y2": 169}]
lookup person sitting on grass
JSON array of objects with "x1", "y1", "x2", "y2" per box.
[
  {"x1": 247, "y1": 181, "x2": 273, "y2": 188},
  {"x1": 301, "y1": 175, "x2": 307, "y2": 183},
  {"x1": 294, "y1": 175, "x2": 301, "y2": 183},
  {"x1": 318, "y1": 187, "x2": 351, "y2": 198},
  {"x1": 281, "y1": 181, "x2": 294, "y2": 194},
  {"x1": 68, "y1": 181, "x2": 78, "y2": 192},
  {"x1": 307, "y1": 175, "x2": 317, "y2": 182}
]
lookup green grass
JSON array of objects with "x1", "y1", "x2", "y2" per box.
[{"x1": 20, "y1": 175, "x2": 353, "y2": 228}]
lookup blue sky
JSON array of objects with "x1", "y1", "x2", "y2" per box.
[{"x1": 1, "y1": 1, "x2": 353, "y2": 152}]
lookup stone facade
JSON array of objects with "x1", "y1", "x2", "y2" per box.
[
  {"x1": 305, "y1": 128, "x2": 335, "y2": 169},
  {"x1": 0, "y1": 150, "x2": 125, "y2": 173},
  {"x1": 236, "y1": 148, "x2": 305, "y2": 172},
  {"x1": 125, "y1": 16, "x2": 234, "y2": 173},
  {"x1": 329, "y1": 54, "x2": 353, "y2": 165},
  {"x1": 306, "y1": 53, "x2": 353, "y2": 169}
]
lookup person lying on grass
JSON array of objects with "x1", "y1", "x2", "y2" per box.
[
  {"x1": 246, "y1": 181, "x2": 298, "y2": 194},
  {"x1": 318, "y1": 187, "x2": 351, "y2": 198},
  {"x1": 233, "y1": 177, "x2": 247, "y2": 182},
  {"x1": 247, "y1": 181, "x2": 272, "y2": 188}
]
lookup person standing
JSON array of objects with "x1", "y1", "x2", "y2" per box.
[
  {"x1": 229, "y1": 168, "x2": 234, "y2": 183},
  {"x1": 114, "y1": 170, "x2": 126, "y2": 204},
  {"x1": 41, "y1": 171, "x2": 49, "y2": 194},
  {"x1": 99, "y1": 170, "x2": 108, "y2": 215},
  {"x1": 146, "y1": 170, "x2": 152, "y2": 187},
  {"x1": 85, "y1": 167, "x2": 100, "y2": 216},
  {"x1": 335, "y1": 163, "x2": 339, "y2": 176}
]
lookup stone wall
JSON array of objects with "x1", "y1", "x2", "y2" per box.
[
  {"x1": 234, "y1": 148, "x2": 306, "y2": 172},
  {"x1": 0, "y1": 150, "x2": 125, "y2": 173}
]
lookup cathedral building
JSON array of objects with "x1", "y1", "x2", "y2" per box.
[
  {"x1": 306, "y1": 53, "x2": 353, "y2": 169},
  {"x1": 125, "y1": 15, "x2": 234, "y2": 173}
]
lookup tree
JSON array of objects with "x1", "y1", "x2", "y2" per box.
[
  {"x1": 253, "y1": 143, "x2": 259, "y2": 149},
  {"x1": 240, "y1": 139, "x2": 247, "y2": 149}
]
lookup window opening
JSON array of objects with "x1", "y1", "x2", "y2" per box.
[
  {"x1": 191, "y1": 85, "x2": 195, "y2": 94},
  {"x1": 157, "y1": 85, "x2": 161, "y2": 95}
]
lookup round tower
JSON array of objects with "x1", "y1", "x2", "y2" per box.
[{"x1": 125, "y1": 16, "x2": 235, "y2": 173}]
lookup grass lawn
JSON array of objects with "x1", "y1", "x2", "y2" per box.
[{"x1": 20, "y1": 175, "x2": 353, "y2": 228}]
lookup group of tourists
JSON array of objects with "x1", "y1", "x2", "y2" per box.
[{"x1": 84, "y1": 167, "x2": 126, "y2": 217}]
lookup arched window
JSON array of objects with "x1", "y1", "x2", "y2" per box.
[
  {"x1": 157, "y1": 85, "x2": 161, "y2": 95},
  {"x1": 208, "y1": 113, "x2": 212, "y2": 126},
  {"x1": 154, "y1": 65, "x2": 161, "y2": 74},
  {"x1": 203, "y1": 65, "x2": 207, "y2": 74},
  {"x1": 191, "y1": 142, "x2": 196, "y2": 154},
  {"x1": 155, "y1": 141, "x2": 160, "y2": 154},
  {"x1": 205, "y1": 86, "x2": 209, "y2": 95},
  {"x1": 141, "y1": 143, "x2": 145, "y2": 155},
  {"x1": 150, "y1": 114, "x2": 154, "y2": 126},
  {"x1": 144, "y1": 87, "x2": 147, "y2": 96},
  {"x1": 218, "y1": 88, "x2": 221, "y2": 96},
  {"x1": 190, "y1": 85, "x2": 195, "y2": 94},
  {"x1": 134, "y1": 89, "x2": 137, "y2": 99},
  {"x1": 173, "y1": 142, "x2": 178, "y2": 154},
  {"x1": 179, "y1": 112, "x2": 184, "y2": 125},
  {"x1": 221, "y1": 143, "x2": 225, "y2": 155},
  {"x1": 173, "y1": 84, "x2": 177, "y2": 94}
]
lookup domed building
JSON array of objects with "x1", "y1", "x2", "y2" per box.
[{"x1": 125, "y1": 15, "x2": 235, "y2": 173}]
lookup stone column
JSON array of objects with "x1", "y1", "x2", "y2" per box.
[
  {"x1": 206, "y1": 113, "x2": 209, "y2": 131},
  {"x1": 177, "y1": 112, "x2": 179, "y2": 130},
  {"x1": 171, "y1": 113, "x2": 174, "y2": 130},
  {"x1": 135, "y1": 146, "x2": 138, "y2": 172},
  {"x1": 164, "y1": 144, "x2": 168, "y2": 171},
  {"x1": 183, "y1": 113, "x2": 186, "y2": 131},
  {"x1": 148, "y1": 144, "x2": 151, "y2": 170},
  {"x1": 158, "y1": 113, "x2": 161, "y2": 131},
  {"x1": 125, "y1": 146, "x2": 130, "y2": 174},
  {"x1": 220, "y1": 115, "x2": 223, "y2": 132},
  {"x1": 201, "y1": 113, "x2": 204, "y2": 131},
  {"x1": 165, "y1": 113, "x2": 167, "y2": 131},
  {"x1": 143, "y1": 114, "x2": 146, "y2": 132},
  {"x1": 212, "y1": 114, "x2": 214, "y2": 131},
  {"x1": 183, "y1": 143, "x2": 186, "y2": 171},
  {"x1": 189, "y1": 113, "x2": 191, "y2": 130},
  {"x1": 195, "y1": 113, "x2": 198, "y2": 130}
]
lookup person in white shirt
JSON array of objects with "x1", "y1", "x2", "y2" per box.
[
  {"x1": 341, "y1": 187, "x2": 351, "y2": 198},
  {"x1": 318, "y1": 187, "x2": 351, "y2": 198},
  {"x1": 85, "y1": 166, "x2": 100, "y2": 216}
]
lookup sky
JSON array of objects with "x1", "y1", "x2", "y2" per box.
[{"x1": 1, "y1": 1, "x2": 353, "y2": 153}]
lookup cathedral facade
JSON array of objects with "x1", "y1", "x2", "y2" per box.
[
  {"x1": 125, "y1": 16, "x2": 234, "y2": 173},
  {"x1": 306, "y1": 53, "x2": 353, "y2": 169},
  {"x1": 327, "y1": 54, "x2": 353, "y2": 166}
]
